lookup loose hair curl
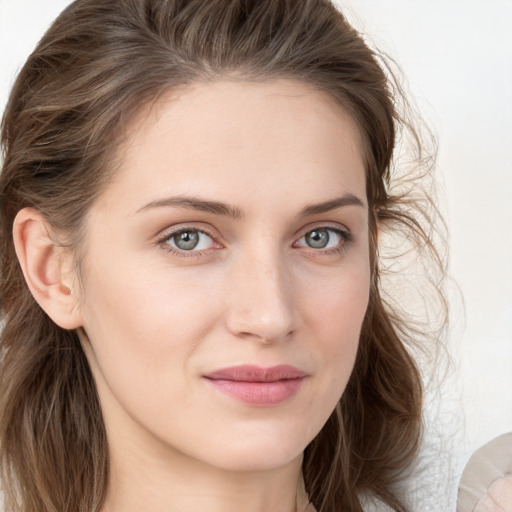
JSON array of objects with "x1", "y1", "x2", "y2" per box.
[{"x1": 0, "y1": 1, "x2": 447, "y2": 511}]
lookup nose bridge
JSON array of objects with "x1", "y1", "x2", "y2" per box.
[{"x1": 225, "y1": 242, "x2": 295, "y2": 343}]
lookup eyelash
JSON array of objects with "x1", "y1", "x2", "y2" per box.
[
  {"x1": 157, "y1": 224, "x2": 353, "y2": 258},
  {"x1": 158, "y1": 227, "x2": 218, "y2": 258},
  {"x1": 294, "y1": 225, "x2": 353, "y2": 256}
]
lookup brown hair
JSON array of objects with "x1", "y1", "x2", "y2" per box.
[{"x1": 0, "y1": 1, "x2": 447, "y2": 511}]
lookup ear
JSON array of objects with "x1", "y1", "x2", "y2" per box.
[{"x1": 13, "y1": 208, "x2": 83, "y2": 330}]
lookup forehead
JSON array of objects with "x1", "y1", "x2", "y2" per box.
[{"x1": 101, "y1": 79, "x2": 367, "y2": 214}]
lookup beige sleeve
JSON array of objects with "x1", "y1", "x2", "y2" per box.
[{"x1": 458, "y1": 433, "x2": 512, "y2": 512}]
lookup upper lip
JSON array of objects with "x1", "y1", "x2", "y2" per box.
[{"x1": 204, "y1": 365, "x2": 307, "y2": 382}]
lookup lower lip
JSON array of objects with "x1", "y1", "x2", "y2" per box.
[{"x1": 205, "y1": 378, "x2": 304, "y2": 406}]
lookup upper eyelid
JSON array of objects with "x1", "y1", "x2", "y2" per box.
[
  {"x1": 157, "y1": 224, "x2": 217, "y2": 242},
  {"x1": 294, "y1": 226, "x2": 351, "y2": 246},
  {"x1": 157, "y1": 227, "x2": 219, "y2": 257},
  {"x1": 294, "y1": 222, "x2": 352, "y2": 239}
]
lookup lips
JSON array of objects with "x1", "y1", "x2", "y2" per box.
[{"x1": 203, "y1": 365, "x2": 307, "y2": 406}]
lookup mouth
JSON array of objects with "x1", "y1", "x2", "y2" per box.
[{"x1": 203, "y1": 365, "x2": 307, "y2": 406}]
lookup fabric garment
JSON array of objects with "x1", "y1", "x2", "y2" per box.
[{"x1": 458, "y1": 432, "x2": 512, "y2": 512}]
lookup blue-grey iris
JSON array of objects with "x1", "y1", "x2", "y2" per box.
[
  {"x1": 174, "y1": 231, "x2": 200, "y2": 250},
  {"x1": 305, "y1": 229, "x2": 330, "y2": 249}
]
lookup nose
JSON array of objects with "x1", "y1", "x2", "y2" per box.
[{"x1": 224, "y1": 248, "x2": 296, "y2": 344}]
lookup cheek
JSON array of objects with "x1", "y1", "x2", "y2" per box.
[
  {"x1": 78, "y1": 264, "x2": 227, "y2": 437},
  {"x1": 79, "y1": 256, "x2": 225, "y2": 387},
  {"x1": 289, "y1": 262, "x2": 370, "y2": 443},
  {"x1": 303, "y1": 263, "x2": 370, "y2": 343},
  {"x1": 298, "y1": 259, "x2": 370, "y2": 385}
]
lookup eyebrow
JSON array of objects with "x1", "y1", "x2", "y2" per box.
[
  {"x1": 137, "y1": 193, "x2": 365, "y2": 218},
  {"x1": 137, "y1": 196, "x2": 244, "y2": 219},
  {"x1": 300, "y1": 193, "x2": 365, "y2": 216}
]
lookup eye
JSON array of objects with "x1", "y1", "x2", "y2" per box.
[
  {"x1": 295, "y1": 227, "x2": 350, "y2": 250},
  {"x1": 163, "y1": 228, "x2": 215, "y2": 252}
]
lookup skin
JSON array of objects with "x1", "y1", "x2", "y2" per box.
[
  {"x1": 16, "y1": 79, "x2": 371, "y2": 512},
  {"x1": 474, "y1": 476, "x2": 512, "y2": 512}
]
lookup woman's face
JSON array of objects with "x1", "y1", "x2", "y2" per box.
[{"x1": 77, "y1": 79, "x2": 370, "y2": 472}]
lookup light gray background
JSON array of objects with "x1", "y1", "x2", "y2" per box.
[
  {"x1": 336, "y1": 0, "x2": 512, "y2": 464},
  {"x1": 1, "y1": 0, "x2": 511, "y2": 504}
]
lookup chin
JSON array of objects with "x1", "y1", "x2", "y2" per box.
[
  {"x1": 191, "y1": 421, "x2": 313, "y2": 473},
  {"x1": 208, "y1": 447, "x2": 304, "y2": 473}
]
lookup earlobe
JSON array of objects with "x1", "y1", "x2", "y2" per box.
[{"x1": 13, "y1": 208, "x2": 83, "y2": 330}]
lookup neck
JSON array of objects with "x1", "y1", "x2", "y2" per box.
[{"x1": 102, "y1": 442, "x2": 308, "y2": 512}]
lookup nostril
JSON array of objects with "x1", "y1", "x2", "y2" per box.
[{"x1": 225, "y1": 308, "x2": 295, "y2": 344}]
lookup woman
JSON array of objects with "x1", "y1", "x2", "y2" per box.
[{"x1": 0, "y1": 1, "x2": 447, "y2": 511}]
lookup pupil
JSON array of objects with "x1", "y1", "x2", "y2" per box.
[
  {"x1": 175, "y1": 231, "x2": 200, "y2": 250},
  {"x1": 306, "y1": 229, "x2": 329, "y2": 249}
]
